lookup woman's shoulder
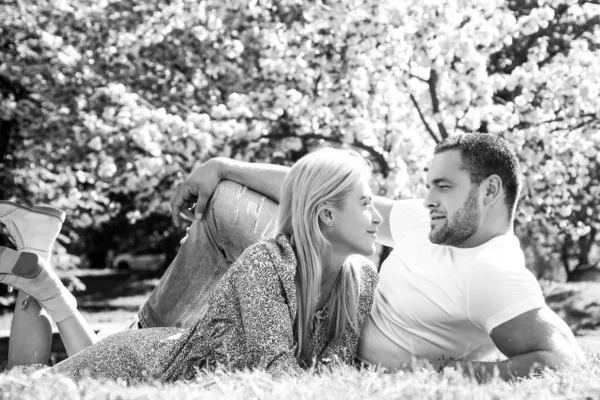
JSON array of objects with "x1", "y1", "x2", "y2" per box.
[
  {"x1": 348, "y1": 257, "x2": 379, "y2": 319},
  {"x1": 348, "y1": 256, "x2": 379, "y2": 295},
  {"x1": 350, "y1": 256, "x2": 379, "y2": 280},
  {"x1": 240, "y1": 234, "x2": 292, "y2": 258},
  {"x1": 236, "y1": 234, "x2": 297, "y2": 273},
  {"x1": 230, "y1": 235, "x2": 297, "y2": 301}
]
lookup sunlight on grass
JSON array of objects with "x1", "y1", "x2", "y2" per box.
[{"x1": 1, "y1": 350, "x2": 599, "y2": 399}]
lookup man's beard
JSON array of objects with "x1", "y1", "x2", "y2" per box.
[{"x1": 429, "y1": 186, "x2": 481, "y2": 246}]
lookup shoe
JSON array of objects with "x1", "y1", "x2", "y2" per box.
[
  {"x1": 0, "y1": 248, "x2": 77, "y2": 322},
  {"x1": 0, "y1": 201, "x2": 66, "y2": 261}
]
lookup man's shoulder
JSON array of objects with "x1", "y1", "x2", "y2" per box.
[
  {"x1": 472, "y1": 232, "x2": 524, "y2": 268},
  {"x1": 464, "y1": 233, "x2": 538, "y2": 290}
]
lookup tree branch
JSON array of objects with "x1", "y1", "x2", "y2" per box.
[
  {"x1": 427, "y1": 69, "x2": 449, "y2": 140},
  {"x1": 231, "y1": 131, "x2": 391, "y2": 177},
  {"x1": 511, "y1": 112, "x2": 597, "y2": 131},
  {"x1": 408, "y1": 92, "x2": 441, "y2": 143},
  {"x1": 407, "y1": 72, "x2": 428, "y2": 83}
]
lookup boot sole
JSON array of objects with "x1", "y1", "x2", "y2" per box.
[{"x1": 0, "y1": 201, "x2": 66, "y2": 223}]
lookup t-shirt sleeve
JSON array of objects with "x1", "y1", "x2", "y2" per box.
[
  {"x1": 466, "y1": 259, "x2": 546, "y2": 334},
  {"x1": 389, "y1": 199, "x2": 430, "y2": 247}
]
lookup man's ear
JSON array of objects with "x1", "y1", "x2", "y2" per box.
[
  {"x1": 482, "y1": 175, "x2": 503, "y2": 206},
  {"x1": 318, "y1": 204, "x2": 335, "y2": 227}
]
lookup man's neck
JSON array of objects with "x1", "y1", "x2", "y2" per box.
[{"x1": 456, "y1": 211, "x2": 513, "y2": 249}]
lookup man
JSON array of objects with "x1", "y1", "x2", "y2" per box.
[{"x1": 136, "y1": 133, "x2": 584, "y2": 380}]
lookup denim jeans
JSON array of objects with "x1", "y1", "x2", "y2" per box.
[{"x1": 137, "y1": 180, "x2": 279, "y2": 328}]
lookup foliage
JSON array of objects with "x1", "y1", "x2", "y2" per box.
[{"x1": 0, "y1": 0, "x2": 599, "y2": 277}]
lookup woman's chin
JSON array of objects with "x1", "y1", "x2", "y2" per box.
[
  {"x1": 369, "y1": 246, "x2": 377, "y2": 256},
  {"x1": 357, "y1": 245, "x2": 377, "y2": 257}
]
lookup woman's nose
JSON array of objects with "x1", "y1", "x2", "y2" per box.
[{"x1": 372, "y1": 205, "x2": 383, "y2": 224}]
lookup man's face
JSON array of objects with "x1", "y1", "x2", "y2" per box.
[{"x1": 424, "y1": 150, "x2": 481, "y2": 247}]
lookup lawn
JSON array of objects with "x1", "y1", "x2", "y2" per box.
[
  {"x1": 0, "y1": 350, "x2": 599, "y2": 400},
  {"x1": 0, "y1": 274, "x2": 599, "y2": 399}
]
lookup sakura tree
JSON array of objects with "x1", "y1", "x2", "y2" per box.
[{"x1": 1, "y1": 0, "x2": 598, "y2": 278}]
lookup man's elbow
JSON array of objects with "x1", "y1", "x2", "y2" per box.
[
  {"x1": 532, "y1": 343, "x2": 586, "y2": 372},
  {"x1": 552, "y1": 342, "x2": 586, "y2": 368}
]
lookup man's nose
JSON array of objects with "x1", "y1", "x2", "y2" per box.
[{"x1": 423, "y1": 189, "x2": 438, "y2": 209}]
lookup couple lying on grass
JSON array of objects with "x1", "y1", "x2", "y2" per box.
[{"x1": 0, "y1": 133, "x2": 585, "y2": 383}]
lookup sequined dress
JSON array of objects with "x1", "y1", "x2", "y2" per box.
[{"x1": 49, "y1": 234, "x2": 379, "y2": 382}]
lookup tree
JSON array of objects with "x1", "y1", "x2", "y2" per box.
[{"x1": 1, "y1": 0, "x2": 598, "y2": 278}]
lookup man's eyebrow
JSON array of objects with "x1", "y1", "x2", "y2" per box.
[{"x1": 426, "y1": 178, "x2": 455, "y2": 187}]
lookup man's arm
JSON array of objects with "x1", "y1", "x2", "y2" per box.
[
  {"x1": 440, "y1": 307, "x2": 585, "y2": 381},
  {"x1": 171, "y1": 157, "x2": 402, "y2": 240},
  {"x1": 170, "y1": 157, "x2": 289, "y2": 227},
  {"x1": 372, "y1": 196, "x2": 396, "y2": 248}
]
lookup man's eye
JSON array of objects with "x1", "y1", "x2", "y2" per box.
[{"x1": 439, "y1": 186, "x2": 450, "y2": 191}]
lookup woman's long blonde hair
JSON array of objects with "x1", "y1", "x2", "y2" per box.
[{"x1": 275, "y1": 147, "x2": 373, "y2": 363}]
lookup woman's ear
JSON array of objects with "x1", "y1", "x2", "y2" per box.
[{"x1": 318, "y1": 204, "x2": 335, "y2": 227}]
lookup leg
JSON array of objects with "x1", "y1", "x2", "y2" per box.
[
  {"x1": 7, "y1": 292, "x2": 52, "y2": 368},
  {"x1": 49, "y1": 327, "x2": 183, "y2": 382},
  {"x1": 0, "y1": 248, "x2": 98, "y2": 357},
  {"x1": 10, "y1": 293, "x2": 97, "y2": 360},
  {"x1": 55, "y1": 312, "x2": 97, "y2": 356},
  {"x1": 138, "y1": 180, "x2": 279, "y2": 328},
  {"x1": 0, "y1": 202, "x2": 68, "y2": 365}
]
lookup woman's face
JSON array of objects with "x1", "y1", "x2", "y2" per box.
[{"x1": 326, "y1": 176, "x2": 382, "y2": 257}]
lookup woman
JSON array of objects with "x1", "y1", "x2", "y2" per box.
[{"x1": 0, "y1": 147, "x2": 382, "y2": 381}]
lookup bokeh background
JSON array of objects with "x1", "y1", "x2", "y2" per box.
[{"x1": 1, "y1": 0, "x2": 599, "y2": 284}]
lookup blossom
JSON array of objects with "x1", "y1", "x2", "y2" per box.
[{"x1": 88, "y1": 137, "x2": 102, "y2": 151}]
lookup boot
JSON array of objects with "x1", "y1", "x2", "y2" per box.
[
  {"x1": 0, "y1": 201, "x2": 67, "y2": 261},
  {"x1": 0, "y1": 201, "x2": 70, "y2": 315},
  {"x1": 0, "y1": 247, "x2": 77, "y2": 322}
]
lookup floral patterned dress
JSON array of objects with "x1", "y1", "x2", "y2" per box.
[{"x1": 50, "y1": 234, "x2": 379, "y2": 382}]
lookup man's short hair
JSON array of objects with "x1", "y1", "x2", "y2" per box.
[{"x1": 434, "y1": 133, "x2": 522, "y2": 217}]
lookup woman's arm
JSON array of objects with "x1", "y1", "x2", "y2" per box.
[
  {"x1": 317, "y1": 260, "x2": 380, "y2": 368},
  {"x1": 372, "y1": 196, "x2": 396, "y2": 248},
  {"x1": 233, "y1": 242, "x2": 303, "y2": 375}
]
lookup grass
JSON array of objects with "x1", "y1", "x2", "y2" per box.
[
  {"x1": 1, "y1": 276, "x2": 599, "y2": 399},
  {"x1": 0, "y1": 350, "x2": 599, "y2": 400}
]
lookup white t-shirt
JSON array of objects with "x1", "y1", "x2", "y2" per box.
[{"x1": 357, "y1": 199, "x2": 546, "y2": 368}]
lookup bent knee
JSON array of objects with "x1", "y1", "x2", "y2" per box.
[
  {"x1": 209, "y1": 180, "x2": 279, "y2": 250},
  {"x1": 210, "y1": 180, "x2": 274, "y2": 232}
]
